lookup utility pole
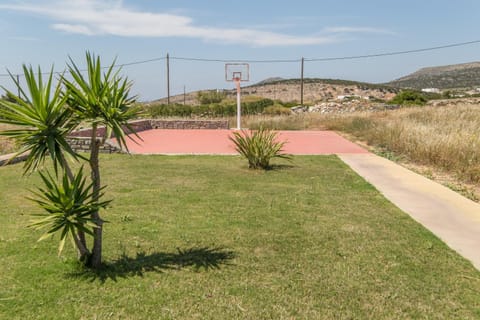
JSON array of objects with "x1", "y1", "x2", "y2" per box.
[
  {"x1": 183, "y1": 85, "x2": 186, "y2": 105},
  {"x1": 166, "y1": 53, "x2": 170, "y2": 104},
  {"x1": 300, "y1": 57, "x2": 304, "y2": 106}
]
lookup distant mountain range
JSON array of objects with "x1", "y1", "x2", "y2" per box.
[{"x1": 386, "y1": 61, "x2": 480, "y2": 89}]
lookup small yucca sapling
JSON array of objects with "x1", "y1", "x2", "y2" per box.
[{"x1": 229, "y1": 127, "x2": 292, "y2": 169}]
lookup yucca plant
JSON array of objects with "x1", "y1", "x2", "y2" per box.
[
  {"x1": 0, "y1": 53, "x2": 140, "y2": 269},
  {"x1": 0, "y1": 65, "x2": 79, "y2": 175},
  {"x1": 62, "y1": 52, "x2": 141, "y2": 268},
  {"x1": 0, "y1": 65, "x2": 94, "y2": 262},
  {"x1": 229, "y1": 127, "x2": 292, "y2": 169},
  {"x1": 28, "y1": 167, "x2": 110, "y2": 259}
]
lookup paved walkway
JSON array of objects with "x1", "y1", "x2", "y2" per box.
[{"x1": 340, "y1": 153, "x2": 480, "y2": 270}]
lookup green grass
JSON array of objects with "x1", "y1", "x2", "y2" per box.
[{"x1": 1, "y1": 155, "x2": 479, "y2": 319}]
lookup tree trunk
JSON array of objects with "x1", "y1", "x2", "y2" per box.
[
  {"x1": 88, "y1": 123, "x2": 103, "y2": 269},
  {"x1": 73, "y1": 231, "x2": 90, "y2": 262},
  {"x1": 59, "y1": 151, "x2": 89, "y2": 261}
]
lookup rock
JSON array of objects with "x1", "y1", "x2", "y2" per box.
[{"x1": 291, "y1": 105, "x2": 309, "y2": 113}]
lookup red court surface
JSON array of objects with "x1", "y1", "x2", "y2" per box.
[{"x1": 123, "y1": 129, "x2": 368, "y2": 155}]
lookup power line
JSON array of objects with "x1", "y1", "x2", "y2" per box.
[
  {"x1": 172, "y1": 39, "x2": 480, "y2": 63},
  {"x1": 171, "y1": 56, "x2": 300, "y2": 63},
  {"x1": 1, "y1": 39, "x2": 479, "y2": 77},
  {"x1": 115, "y1": 56, "x2": 166, "y2": 67},
  {"x1": 305, "y1": 39, "x2": 480, "y2": 62},
  {"x1": 0, "y1": 56, "x2": 167, "y2": 77}
]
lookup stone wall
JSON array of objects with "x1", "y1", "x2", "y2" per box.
[
  {"x1": 66, "y1": 137, "x2": 122, "y2": 154},
  {"x1": 69, "y1": 119, "x2": 153, "y2": 138},
  {"x1": 0, "y1": 153, "x2": 28, "y2": 166},
  {"x1": 69, "y1": 119, "x2": 229, "y2": 138},
  {"x1": 151, "y1": 119, "x2": 229, "y2": 129}
]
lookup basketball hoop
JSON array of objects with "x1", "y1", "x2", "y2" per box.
[{"x1": 225, "y1": 63, "x2": 249, "y2": 130}]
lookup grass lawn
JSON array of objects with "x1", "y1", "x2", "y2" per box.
[{"x1": 0, "y1": 155, "x2": 479, "y2": 319}]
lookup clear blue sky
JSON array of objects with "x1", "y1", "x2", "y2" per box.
[{"x1": 1, "y1": 0, "x2": 479, "y2": 101}]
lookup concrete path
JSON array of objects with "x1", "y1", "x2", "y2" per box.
[{"x1": 340, "y1": 153, "x2": 480, "y2": 270}]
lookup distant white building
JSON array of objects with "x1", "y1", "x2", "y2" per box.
[
  {"x1": 421, "y1": 88, "x2": 440, "y2": 93},
  {"x1": 337, "y1": 94, "x2": 364, "y2": 100}
]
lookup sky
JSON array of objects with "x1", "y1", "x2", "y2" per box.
[{"x1": 1, "y1": 0, "x2": 480, "y2": 101}]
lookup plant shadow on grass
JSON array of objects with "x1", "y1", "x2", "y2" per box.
[
  {"x1": 263, "y1": 164, "x2": 295, "y2": 171},
  {"x1": 66, "y1": 246, "x2": 235, "y2": 283}
]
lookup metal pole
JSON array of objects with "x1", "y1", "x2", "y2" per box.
[
  {"x1": 236, "y1": 81, "x2": 241, "y2": 130},
  {"x1": 166, "y1": 53, "x2": 170, "y2": 104},
  {"x1": 300, "y1": 57, "x2": 304, "y2": 106}
]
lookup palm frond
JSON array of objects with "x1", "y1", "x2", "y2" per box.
[
  {"x1": 62, "y1": 52, "x2": 140, "y2": 152},
  {"x1": 28, "y1": 167, "x2": 111, "y2": 255},
  {"x1": 0, "y1": 65, "x2": 79, "y2": 174}
]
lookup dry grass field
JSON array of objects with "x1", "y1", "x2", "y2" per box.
[
  {"x1": 0, "y1": 124, "x2": 17, "y2": 155},
  {"x1": 321, "y1": 104, "x2": 480, "y2": 182}
]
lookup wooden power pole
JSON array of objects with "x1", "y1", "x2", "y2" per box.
[
  {"x1": 300, "y1": 57, "x2": 304, "y2": 106},
  {"x1": 166, "y1": 53, "x2": 170, "y2": 104}
]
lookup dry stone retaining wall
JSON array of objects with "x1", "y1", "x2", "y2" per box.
[
  {"x1": 151, "y1": 119, "x2": 229, "y2": 129},
  {"x1": 66, "y1": 137, "x2": 122, "y2": 154},
  {"x1": 0, "y1": 153, "x2": 28, "y2": 166},
  {"x1": 69, "y1": 120, "x2": 153, "y2": 138}
]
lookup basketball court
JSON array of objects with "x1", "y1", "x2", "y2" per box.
[
  {"x1": 123, "y1": 129, "x2": 368, "y2": 155},
  {"x1": 116, "y1": 62, "x2": 366, "y2": 155}
]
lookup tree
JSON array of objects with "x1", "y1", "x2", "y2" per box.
[
  {"x1": 61, "y1": 52, "x2": 140, "y2": 268},
  {"x1": 0, "y1": 53, "x2": 140, "y2": 269}
]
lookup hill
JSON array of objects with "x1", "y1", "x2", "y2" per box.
[
  {"x1": 387, "y1": 61, "x2": 480, "y2": 89},
  {"x1": 150, "y1": 78, "x2": 398, "y2": 105}
]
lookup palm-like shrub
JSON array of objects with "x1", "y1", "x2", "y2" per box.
[
  {"x1": 229, "y1": 127, "x2": 292, "y2": 169},
  {"x1": 0, "y1": 53, "x2": 140, "y2": 269},
  {"x1": 0, "y1": 66, "x2": 79, "y2": 174},
  {"x1": 29, "y1": 167, "x2": 110, "y2": 258},
  {"x1": 62, "y1": 52, "x2": 140, "y2": 268}
]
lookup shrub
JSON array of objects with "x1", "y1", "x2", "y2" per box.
[
  {"x1": 390, "y1": 90, "x2": 428, "y2": 106},
  {"x1": 197, "y1": 90, "x2": 227, "y2": 104},
  {"x1": 263, "y1": 104, "x2": 292, "y2": 115},
  {"x1": 146, "y1": 98, "x2": 275, "y2": 118},
  {"x1": 229, "y1": 127, "x2": 292, "y2": 169},
  {"x1": 280, "y1": 101, "x2": 298, "y2": 108}
]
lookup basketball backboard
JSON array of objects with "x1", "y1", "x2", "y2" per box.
[{"x1": 225, "y1": 63, "x2": 249, "y2": 82}]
